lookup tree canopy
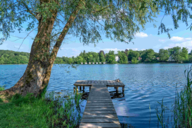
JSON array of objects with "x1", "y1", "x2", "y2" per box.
[{"x1": 0, "y1": 0, "x2": 162, "y2": 46}]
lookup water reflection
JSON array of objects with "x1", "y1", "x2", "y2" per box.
[{"x1": 0, "y1": 64, "x2": 190, "y2": 128}]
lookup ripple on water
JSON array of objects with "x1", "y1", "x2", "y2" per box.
[{"x1": 0, "y1": 64, "x2": 190, "y2": 128}]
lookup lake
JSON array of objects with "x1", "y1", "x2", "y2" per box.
[{"x1": 0, "y1": 64, "x2": 191, "y2": 128}]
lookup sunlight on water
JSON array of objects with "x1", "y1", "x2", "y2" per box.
[{"x1": 0, "y1": 64, "x2": 191, "y2": 128}]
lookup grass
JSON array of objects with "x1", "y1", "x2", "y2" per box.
[
  {"x1": 156, "y1": 65, "x2": 192, "y2": 128},
  {"x1": 0, "y1": 85, "x2": 5, "y2": 91},
  {"x1": 0, "y1": 87, "x2": 82, "y2": 128}
]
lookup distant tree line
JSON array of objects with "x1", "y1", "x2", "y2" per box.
[
  {"x1": 0, "y1": 47, "x2": 192, "y2": 64},
  {"x1": 0, "y1": 50, "x2": 29, "y2": 64}
]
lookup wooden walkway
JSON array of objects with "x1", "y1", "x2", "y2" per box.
[{"x1": 74, "y1": 80, "x2": 125, "y2": 128}]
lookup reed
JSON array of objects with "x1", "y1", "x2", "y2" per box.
[{"x1": 156, "y1": 65, "x2": 192, "y2": 127}]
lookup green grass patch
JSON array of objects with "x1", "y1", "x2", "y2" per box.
[
  {"x1": 0, "y1": 85, "x2": 5, "y2": 91},
  {"x1": 0, "y1": 90, "x2": 82, "y2": 128}
]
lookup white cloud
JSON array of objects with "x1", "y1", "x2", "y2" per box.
[
  {"x1": 135, "y1": 32, "x2": 148, "y2": 38},
  {"x1": 170, "y1": 36, "x2": 184, "y2": 41},
  {"x1": 185, "y1": 38, "x2": 192, "y2": 40},
  {"x1": 158, "y1": 39, "x2": 166, "y2": 43},
  {"x1": 170, "y1": 36, "x2": 192, "y2": 42},
  {"x1": 163, "y1": 41, "x2": 192, "y2": 52},
  {"x1": 129, "y1": 48, "x2": 138, "y2": 51},
  {"x1": 101, "y1": 48, "x2": 121, "y2": 54}
]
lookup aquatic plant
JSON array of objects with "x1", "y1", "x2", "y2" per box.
[
  {"x1": 173, "y1": 66, "x2": 192, "y2": 128},
  {"x1": 156, "y1": 65, "x2": 192, "y2": 127}
]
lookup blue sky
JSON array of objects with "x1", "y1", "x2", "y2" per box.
[{"x1": 0, "y1": 9, "x2": 192, "y2": 57}]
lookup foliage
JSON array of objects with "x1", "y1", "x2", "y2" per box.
[
  {"x1": 0, "y1": 91, "x2": 82, "y2": 128},
  {"x1": 141, "y1": 49, "x2": 155, "y2": 62},
  {"x1": 168, "y1": 46, "x2": 189, "y2": 63},
  {"x1": 0, "y1": 86, "x2": 5, "y2": 91},
  {"x1": 159, "y1": 49, "x2": 169, "y2": 62},
  {"x1": 118, "y1": 51, "x2": 128, "y2": 64},
  {"x1": 189, "y1": 55, "x2": 192, "y2": 63},
  {"x1": 2, "y1": 47, "x2": 192, "y2": 65},
  {"x1": 106, "y1": 51, "x2": 116, "y2": 64},
  {"x1": 131, "y1": 57, "x2": 138, "y2": 64},
  {"x1": 181, "y1": 47, "x2": 189, "y2": 62},
  {"x1": 128, "y1": 50, "x2": 139, "y2": 61},
  {"x1": 0, "y1": 0, "x2": 161, "y2": 46},
  {"x1": 99, "y1": 52, "x2": 106, "y2": 63},
  {"x1": 0, "y1": 50, "x2": 29, "y2": 64},
  {"x1": 0, "y1": 0, "x2": 191, "y2": 65}
]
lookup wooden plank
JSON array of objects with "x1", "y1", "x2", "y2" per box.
[
  {"x1": 79, "y1": 123, "x2": 121, "y2": 128},
  {"x1": 84, "y1": 80, "x2": 87, "y2": 85},
  {"x1": 81, "y1": 118, "x2": 119, "y2": 123},
  {"x1": 88, "y1": 96, "x2": 111, "y2": 98},
  {"x1": 107, "y1": 80, "x2": 110, "y2": 85},
  {"x1": 86, "y1": 103, "x2": 113, "y2": 105},
  {"x1": 85, "y1": 108, "x2": 115, "y2": 111},
  {"x1": 109, "y1": 80, "x2": 112, "y2": 85},
  {"x1": 90, "y1": 80, "x2": 93, "y2": 84},
  {"x1": 86, "y1": 105, "x2": 114, "y2": 108},
  {"x1": 82, "y1": 114, "x2": 118, "y2": 118},
  {"x1": 81, "y1": 81, "x2": 85, "y2": 85},
  {"x1": 77, "y1": 80, "x2": 122, "y2": 128},
  {"x1": 115, "y1": 81, "x2": 120, "y2": 86},
  {"x1": 84, "y1": 111, "x2": 116, "y2": 114},
  {"x1": 87, "y1": 101, "x2": 112, "y2": 103},
  {"x1": 87, "y1": 99, "x2": 112, "y2": 101}
]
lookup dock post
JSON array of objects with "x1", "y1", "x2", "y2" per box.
[
  {"x1": 80, "y1": 86, "x2": 82, "y2": 91},
  {"x1": 89, "y1": 86, "x2": 91, "y2": 91},
  {"x1": 83, "y1": 86, "x2": 85, "y2": 92},
  {"x1": 122, "y1": 87, "x2": 124, "y2": 97},
  {"x1": 116, "y1": 87, "x2": 119, "y2": 94}
]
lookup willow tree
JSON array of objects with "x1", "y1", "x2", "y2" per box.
[{"x1": 0, "y1": 0, "x2": 191, "y2": 98}]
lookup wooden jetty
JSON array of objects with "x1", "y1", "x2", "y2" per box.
[{"x1": 74, "y1": 80, "x2": 125, "y2": 128}]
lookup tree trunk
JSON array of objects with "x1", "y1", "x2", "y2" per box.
[
  {"x1": 0, "y1": 0, "x2": 85, "y2": 100},
  {"x1": 0, "y1": 14, "x2": 57, "y2": 98}
]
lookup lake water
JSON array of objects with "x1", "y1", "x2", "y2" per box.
[{"x1": 0, "y1": 64, "x2": 191, "y2": 128}]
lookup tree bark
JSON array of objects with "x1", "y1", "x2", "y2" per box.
[{"x1": 0, "y1": 0, "x2": 85, "y2": 100}]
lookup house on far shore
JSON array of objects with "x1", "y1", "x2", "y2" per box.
[
  {"x1": 115, "y1": 56, "x2": 119, "y2": 62},
  {"x1": 138, "y1": 57, "x2": 142, "y2": 61},
  {"x1": 156, "y1": 57, "x2": 160, "y2": 60}
]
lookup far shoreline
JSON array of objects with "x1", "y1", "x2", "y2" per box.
[{"x1": 0, "y1": 62, "x2": 191, "y2": 65}]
